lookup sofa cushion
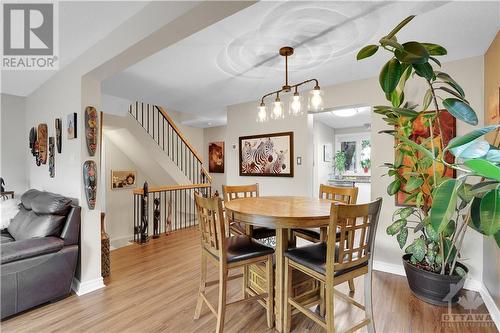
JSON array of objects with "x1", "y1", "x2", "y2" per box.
[
  {"x1": 31, "y1": 192, "x2": 71, "y2": 215},
  {"x1": 20, "y1": 189, "x2": 41, "y2": 210},
  {"x1": 1, "y1": 237, "x2": 64, "y2": 264},
  {"x1": 7, "y1": 210, "x2": 65, "y2": 241}
]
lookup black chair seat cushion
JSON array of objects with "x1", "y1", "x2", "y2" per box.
[
  {"x1": 285, "y1": 243, "x2": 367, "y2": 276},
  {"x1": 225, "y1": 235, "x2": 274, "y2": 264},
  {"x1": 230, "y1": 222, "x2": 275, "y2": 239}
]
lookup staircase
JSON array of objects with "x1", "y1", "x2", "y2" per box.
[{"x1": 128, "y1": 102, "x2": 212, "y2": 243}]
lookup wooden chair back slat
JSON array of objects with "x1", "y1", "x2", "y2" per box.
[
  {"x1": 222, "y1": 184, "x2": 259, "y2": 202},
  {"x1": 195, "y1": 193, "x2": 226, "y2": 260},
  {"x1": 327, "y1": 198, "x2": 382, "y2": 273},
  {"x1": 319, "y1": 184, "x2": 358, "y2": 204}
]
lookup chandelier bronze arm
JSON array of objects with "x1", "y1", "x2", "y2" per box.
[{"x1": 260, "y1": 78, "x2": 319, "y2": 105}]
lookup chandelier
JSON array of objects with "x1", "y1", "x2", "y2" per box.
[{"x1": 257, "y1": 46, "x2": 324, "y2": 122}]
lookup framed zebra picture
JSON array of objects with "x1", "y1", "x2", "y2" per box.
[{"x1": 239, "y1": 131, "x2": 294, "y2": 177}]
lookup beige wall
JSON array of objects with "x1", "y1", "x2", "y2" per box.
[
  {"x1": 483, "y1": 32, "x2": 500, "y2": 308},
  {"x1": 1, "y1": 94, "x2": 27, "y2": 195},
  {"x1": 313, "y1": 121, "x2": 335, "y2": 195}
]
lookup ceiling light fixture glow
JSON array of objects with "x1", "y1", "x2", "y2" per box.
[{"x1": 333, "y1": 108, "x2": 358, "y2": 117}]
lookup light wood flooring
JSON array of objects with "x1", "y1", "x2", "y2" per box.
[{"x1": 1, "y1": 228, "x2": 496, "y2": 333}]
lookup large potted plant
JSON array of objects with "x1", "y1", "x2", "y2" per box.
[{"x1": 357, "y1": 16, "x2": 500, "y2": 305}]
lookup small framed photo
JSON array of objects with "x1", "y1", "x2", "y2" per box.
[
  {"x1": 67, "y1": 113, "x2": 77, "y2": 139},
  {"x1": 111, "y1": 170, "x2": 137, "y2": 189},
  {"x1": 208, "y1": 141, "x2": 224, "y2": 173}
]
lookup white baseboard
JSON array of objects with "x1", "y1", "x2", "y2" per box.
[
  {"x1": 72, "y1": 277, "x2": 105, "y2": 296},
  {"x1": 479, "y1": 283, "x2": 500, "y2": 330}
]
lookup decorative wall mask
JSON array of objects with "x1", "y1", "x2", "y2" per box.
[
  {"x1": 49, "y1": 137, "x2": 55, "y2": 178},
  {"x1": 55, "y1": 118, "x2": 62, "y2": 153},
  {"x1": 83, "y1": 160, "x2": 97, "y2": 210},
  {"x1": 85, "y1": 106, "x2": 98, "y2": 156},
  {"x1": 29, "y1": 127, "x2": 39, "y2": 165},
  {"x1": 37, "y1": 124, "x2": 48, "y2": 165},
  {"x1": 67, "y1": 113, "x2": 77, "y2": 139}
]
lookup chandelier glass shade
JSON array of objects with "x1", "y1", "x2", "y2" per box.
[{"x1": 257, "y1": 46, "x2": 323, "y2": 122}]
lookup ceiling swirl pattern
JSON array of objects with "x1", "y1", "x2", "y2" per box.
[{"x1": 216, "y1": 1, "x2": 381, "y2": 78}]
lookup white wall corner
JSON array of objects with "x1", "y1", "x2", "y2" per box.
[
  {"x1": 72, "y1": 277, "x2": 105, "y2": 296},
  {"x1": 479, "y1": 283, "x2": 500, "y2": 331}
]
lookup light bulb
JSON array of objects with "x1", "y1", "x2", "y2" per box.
[
  {"x1": 272, "y1": 99, "x2": 284, "y2": 119},
  {"x1": 257, "y1": 104, "x2": 267, "y2": 122},
  {"x1": 309, "y1": 87, "x2": 324, "y2": 112},
  {"x1": 290, "y1": 93, "x2": 302, "y2": 115}
]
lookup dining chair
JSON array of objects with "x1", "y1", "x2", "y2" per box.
[
  {"x1": 222, "y1": 184, "x2": 275, "y2": 240},
  {"x1": 193, "y1": 193, "x2": 274, "y2": 333},
  {"x1": 294, "y1": 184, "x2": 359, "y2": 294},
  {"x1": 283, "y1": 198, "x2": 382, "y2": 333}
]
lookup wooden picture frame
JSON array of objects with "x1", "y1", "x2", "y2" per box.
[
  {"x1": 239, "y1": 131, "x2": 294, "y2": 177},
  {"x1": 111, "y1": 170, "x2": 137, "y2": 189},
  {"x1": 208, "y1": 141, "x2": 224, "y2": 173}
]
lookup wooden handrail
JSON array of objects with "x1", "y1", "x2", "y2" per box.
[
  {"x1": 133, "y1": 183, "x2": 211, "y2": 195},
  {"x1": 156, "y1": 106, "x2": 204, "y2": 163}
]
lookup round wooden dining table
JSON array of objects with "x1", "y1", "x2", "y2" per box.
[{"x1": 224, "y1": 196, "x2": 333, "y2": 332}]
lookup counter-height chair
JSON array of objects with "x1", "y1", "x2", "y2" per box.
[
  {"x1": 222, "y1": 184, "x2": 275, "y2": 240},
  {"x1": 193, "y1": 193, "x2": 274, "y2": 333},
  {"x1": 283, "y1": 198, "x2": 382, "y2": 333},
  {"x1": 294, "y1": 184, "x2": 359, "y2": 294}
]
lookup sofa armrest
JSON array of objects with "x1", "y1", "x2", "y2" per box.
[{"x1": 1, "y1": 237, "x2": 64, "y2": 264}]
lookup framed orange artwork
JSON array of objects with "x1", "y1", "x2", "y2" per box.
[{"x1": 396, "y1": 110, "x2": 456, "y2": 206}]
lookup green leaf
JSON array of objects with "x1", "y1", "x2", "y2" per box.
[
  {"x1": 387, "y1": 218, "x2": 407, "y2": 235},
  {"x1": 436, "y1": 72, "x2": 465, "y2": 97},
  {"x1": 469, "y1": 197, "x2": 482, "y2": 232},
  {"x1": 479, "y1": 188, "x2": 500, "y2": 235},
  {"x1": 413, "y1": 63, "x2": 434, "y2": 81},
  {"x1": 425, "y1": 223, "x2": 440, "y2": 242},
  {"x1": 486, "y1": 149, "x2": 500, "y2": 163},
  {"x1": 421, "y1": 43, "x2": 447, "y2": 56},
  {"x1": 397, "y1": 228, "x2": 408, "y2": 249},
  {"x1": 443, "y1": 220, "x2": 456, "y2": 237},
  {"x1": 438, "y1": 86, "x2": 468, "y2": 102},
  {"x1": 446, "y1": 125, "x2": 499, "y2": 149},
  {"x1": 395, "y1": 41, "x2": 430, "y2": 64},
  {"x1": 412, "y1": 238, "x2": 426, "y2": 262},
  {"x1": 430, "y1": 179, "x2": 458, "y2": 233},
  {"x1": 429, "y1": 56, "x2": 441, "y2": 67},
  {"x1": 442, "y1": 98, "x2": 478, "y2": 125},
  {"x1": 379, "y1": 38, "x2": 404, "y2": 51},
  {"x1": 405, "y1": 177, "x2": 424, "y2": 192},
  {"x1": 379, "y1": 58, "x2": 402, "y2": 94},
  {"x1": 392, "y1": 108, "x2": 419, "y2": 118},
  {"x1": 443, "y1": 238, "x2": 457, "y2": 264},
  {"x1": 397, "y1": 135, "x2": 434, "y2": 159},
  {"x1": 387, "y1": 179, "x2": 401, "y2": 195},
  {"x1": 464, "y1": 159, "x2": 500, "y2": 181},
  {"x1": 455, "y1": 266, "x2": 467, "y2": 278},
  {"x1": 399, "y1": 207, "x2": 415, "y2": 219},
  {"x1": 450, "y1": 139, "x2": 490, "y2": 159},
  {"x1": 422, "y1": 89, "x2": 433, "y2": 111},
  {"x1": 494, "y1": 231, "x2": 500, "y2": 247},
  {"x1": 385, "y1": 15, "x2": 416, "y2": 39},
  {"x1": 357, "y1": 45, "x2": 379, "y2": 60},
  {"x1": 470, "y1": 181, "x2": 500, "y2": 197}
]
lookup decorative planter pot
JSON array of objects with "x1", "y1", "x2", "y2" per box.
[
  {"x1": 363, "y1": 167, "x2": 369, "y2": 173},
  {"x1": 402, "y1": 254, "x2": 468, "y2": 306}
]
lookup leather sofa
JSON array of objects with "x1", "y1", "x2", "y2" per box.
[{"x1": 1, "y1": 189, "x2": 81, "y2": 319}]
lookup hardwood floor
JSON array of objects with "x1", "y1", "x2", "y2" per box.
[{"x1": 1, "y1": 228, "x2": 496, "y2": 333}]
